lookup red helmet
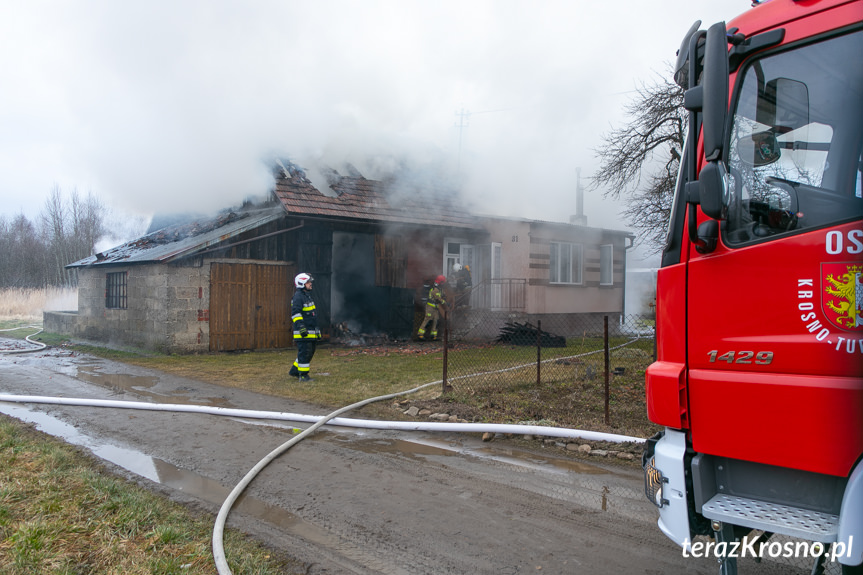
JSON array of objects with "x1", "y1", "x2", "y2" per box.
[{"x1": 435, "y1": 275, "x2": 446, "y2": 285}]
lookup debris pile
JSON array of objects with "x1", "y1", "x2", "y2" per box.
[
  {"x1": 331, "y1": 322, "x2": 391, "y2": 347},
  {"x1": 495, "y1": 322, "x2": 566, "y2": 347}
]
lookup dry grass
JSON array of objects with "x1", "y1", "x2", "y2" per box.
[
  {"x1": 0, "y1": 416, "x2": 302, "y2": 575},
  {"x1": 0, "y1": 287, "x2": 77, "y2": 322}
]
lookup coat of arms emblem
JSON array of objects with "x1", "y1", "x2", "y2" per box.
[{"x1": 822, "y1": 262, "x2": 863, "y2": 331}]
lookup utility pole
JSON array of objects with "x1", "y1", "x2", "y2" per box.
[
  {"x1": 453, "y1": 106, "x2": 516, "y2": 176},
  {"x1": 454, "y1": 107, "x2": 471, "y2": 175}
]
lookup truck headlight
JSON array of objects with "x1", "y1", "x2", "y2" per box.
[{"x1": 643, "y1": 455, "x2": 669, "y2": 508}]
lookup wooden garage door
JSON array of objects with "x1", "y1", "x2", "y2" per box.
[{"x1": 210, "y1": 262, "x2": 293, "y2": 351}]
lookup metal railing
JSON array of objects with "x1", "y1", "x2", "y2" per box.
[{"x1": 463, "y1": 278, "x2": 526, "y2": 311}]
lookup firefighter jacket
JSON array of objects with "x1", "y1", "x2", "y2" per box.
[
  {"x1": 453, "y1": 268, "x2": 472, "y2": 291},
  {"x1": 426, "y1": 285, "x2": 447, "y2": 310},
  {"x1": 291, "y1": 287, "x2": 321, "y2": 340}
]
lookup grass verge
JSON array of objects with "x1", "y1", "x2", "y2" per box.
[
  {"x1": 0, "y1": 415, "x2": 304, "y2": 575},
  {"x1": 25, "y1": 331, "x2": 660, "y2": 439}
]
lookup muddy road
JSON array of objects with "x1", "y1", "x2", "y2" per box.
[{"x1": 0, "y1": 345, "x2": 787, "y2": 574}]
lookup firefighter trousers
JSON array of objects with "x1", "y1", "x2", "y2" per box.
[
  {"x1": 292, "y1": 339, "x2": 317, "y2": 376},
  {"x1": 417, "y1": 306, "x2": 441, "y2": 339}
]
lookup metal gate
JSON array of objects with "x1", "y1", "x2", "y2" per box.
[{"x1": 209, "y1": 262, "x2": 294, "y2": 351}]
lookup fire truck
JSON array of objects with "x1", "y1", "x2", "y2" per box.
[{"x1": 641, "y1": 0, "x2": 863, "y2": 573}]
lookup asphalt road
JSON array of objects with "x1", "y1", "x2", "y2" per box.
[{"x1": 0, "y1": 344, "x2": 799, "y2": 574}]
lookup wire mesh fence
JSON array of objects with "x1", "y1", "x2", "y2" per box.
[{"x1": 438, "y1": 309, "x2": 656, "y2": 434}]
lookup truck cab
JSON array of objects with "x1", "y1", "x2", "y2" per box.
[{"x1": 643, "y1": 1, "x2": 863, "y2": 573}]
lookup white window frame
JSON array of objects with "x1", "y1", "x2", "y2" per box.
[
  {"x1": 600, "y1": 244, "x2": 614, "y2": 286},
  {"x1": 443, "y1": 238, "x2": 475, "y2": 277},
  {"x1": 549, "y1": 242, "x2": 582, "y2": 285}
]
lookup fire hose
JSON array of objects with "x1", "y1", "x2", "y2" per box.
[{"x1": 0, "y1": 325, "x2": 47, "y2": 353}]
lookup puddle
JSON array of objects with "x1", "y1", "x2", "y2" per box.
[
  {"x1": 0, "y1": 403, "x2": 162, "y2": 481},
  {"x1": 73, "y1": 364, "x2": 233, "y2": 408},
  {"x1": 335, "y1": 434, "x2": 609, "y2": 476}
]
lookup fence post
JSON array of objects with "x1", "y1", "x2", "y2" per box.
[
  {"x1": 536, "y1": 319, "x2": 541, "y2": 385},
  {"x1": 653, "y1": 322, "x2": 658, "y2": 362},
  {"x1": 442, "y1": 315, "x2": 451, "y2": 393},
  {"x1": 604, "y1": 315, "x2": 610, "y2": 425}
]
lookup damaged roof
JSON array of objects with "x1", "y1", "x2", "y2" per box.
[
  {"x1": 272, "y1": 164, "x2": 480, "y2": 229},
  {"x1": 70, "y1": 164, "x2": 481, "y2": 269},
  {"x1": 67, "y1": 207, "x2": 284, "y2": 268}
]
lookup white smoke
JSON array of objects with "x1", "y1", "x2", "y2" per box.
[{"x1": 0, "y1": 0, "x2": 743, "y2": 239}]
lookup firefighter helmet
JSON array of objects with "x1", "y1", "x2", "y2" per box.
[
  {"x1": 435, "y1": 275, "x2": 446, "y2": 285},
  {"x1": 453, "y1": 263, "x2": 462, "y2": 272},
  {"x1": 295, "y1": 273, "x2": 313, "y2": 288}
]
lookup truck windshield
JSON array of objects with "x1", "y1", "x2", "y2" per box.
[{"x1": 724, "y1": 29, "x2": 863, "y2": 245}]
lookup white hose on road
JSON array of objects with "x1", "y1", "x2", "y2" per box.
[
  {"x1": 0, "y1": 383, "x2": 646, "y2": 574},
  {"x1": 0, "y1": 326, "x2": 46, "y2": 353},
  {"x1": 0, "y1": 393, "x2": 645, "y2": 444}
]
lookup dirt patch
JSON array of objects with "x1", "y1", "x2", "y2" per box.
[{"x1": 404, "y1": 373, "x2": 661, "y2": 440}]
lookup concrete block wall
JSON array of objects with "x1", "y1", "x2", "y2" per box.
[
  {"x1": 164, "y1": 261, "x2": 211, "y2": 353},
  {"x1": 49, "y1": 262, "x2": 212, "y2": 354}
]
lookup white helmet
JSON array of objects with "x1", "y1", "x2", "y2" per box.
[
  {"x1": 295, "y1": 273, "x2": 313, "y2": 288},
  {"x1": 453, "y1": 263, "x2": 462, "y2": 272}
]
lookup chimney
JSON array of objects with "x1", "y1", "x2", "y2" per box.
[{"x1": 570, "y1": 168, "x2": 588, "y2": 226}]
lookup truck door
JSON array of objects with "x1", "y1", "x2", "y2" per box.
[{"x1": 686, "y1": 29, "x2": 863, "y2": 477}]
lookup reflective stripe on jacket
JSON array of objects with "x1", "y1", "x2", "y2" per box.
[
  {"x1": 426, "y1": 285, "x2": 445, "y2": 309},
  {"x1": 291, "y1": 288, "x2": 321, "y2": 339}
]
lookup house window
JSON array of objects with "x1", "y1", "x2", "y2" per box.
[
  {"x1": 549, "y1": 242, "x2": 582, "y2": 284},
  {"x1": 105, "y1": 272, "x2": 127, "y2": 309},
  {"x1": 444, "y1": 239, "x2": 475, "y2": 277},
  {"x1": 491, "y1": 243, "x2": 501, "y2": 279},
  {"x1": 600, "y1": 244, "x2": 614, "y2": 286}
]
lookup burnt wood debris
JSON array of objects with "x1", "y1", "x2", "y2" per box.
[{"x1": 495, "y1": 321, "x2": 566, "y2": 347}]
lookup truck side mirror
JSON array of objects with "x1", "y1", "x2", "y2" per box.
[
  {"x1": 760, "y1": 78, "x2": 809, "y2": 133},
  {"x1": 698, "y1": 161, "x2": 728, "y2": 220},
  {"x1": 674, "y1": 20, "x2": 703, "y2": 89},
  {"x1": 702, "y1": 22, "x2": 729, "y2": 161},
  {"x1": 736, "y1": 131, "x2": 781, "y2": 166}
]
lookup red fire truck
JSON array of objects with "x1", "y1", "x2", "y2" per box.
[{"x1": 642, "y1": 0, "x2": 863, "y2": 573}]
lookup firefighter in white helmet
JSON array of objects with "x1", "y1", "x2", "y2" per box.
[
  {"x1": 289, "y1": 273, "x2": 321, "y2": 382},
  {"x1": 451, "y1": 263, "x2": 472, "y2": 308}
]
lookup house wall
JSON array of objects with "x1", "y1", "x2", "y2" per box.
[{"x1": 480, "y1": 218, "x2": 628, "y2": 316}]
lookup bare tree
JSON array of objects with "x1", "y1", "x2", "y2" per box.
[
  {"x1": 69, "y1": 188, "x2": 106, "y2": 272},
  {"x1": 2, "y1": 213, "x2": 48, "y2": 288},
  {"x1": 591, "y1": 68, "x2": 686, "y2": 252},
  {"x1": 39, "y1": 185, "x2": 108, "y2": 287},
  {"x1": 41, "y1": 185, "x2": 71, "y2": 285}
]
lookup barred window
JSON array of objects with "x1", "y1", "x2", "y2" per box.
[{"x1": 105, "y1": 272, "x2": 128, "y2": 309}]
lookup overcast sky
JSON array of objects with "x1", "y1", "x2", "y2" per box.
[{"x1": 0, "y1": 0, "x2": 745, "y2": 260}]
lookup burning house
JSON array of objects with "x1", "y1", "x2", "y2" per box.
[{"x1": 45, "y1": 162, "x2": 634, "y2": 353}]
